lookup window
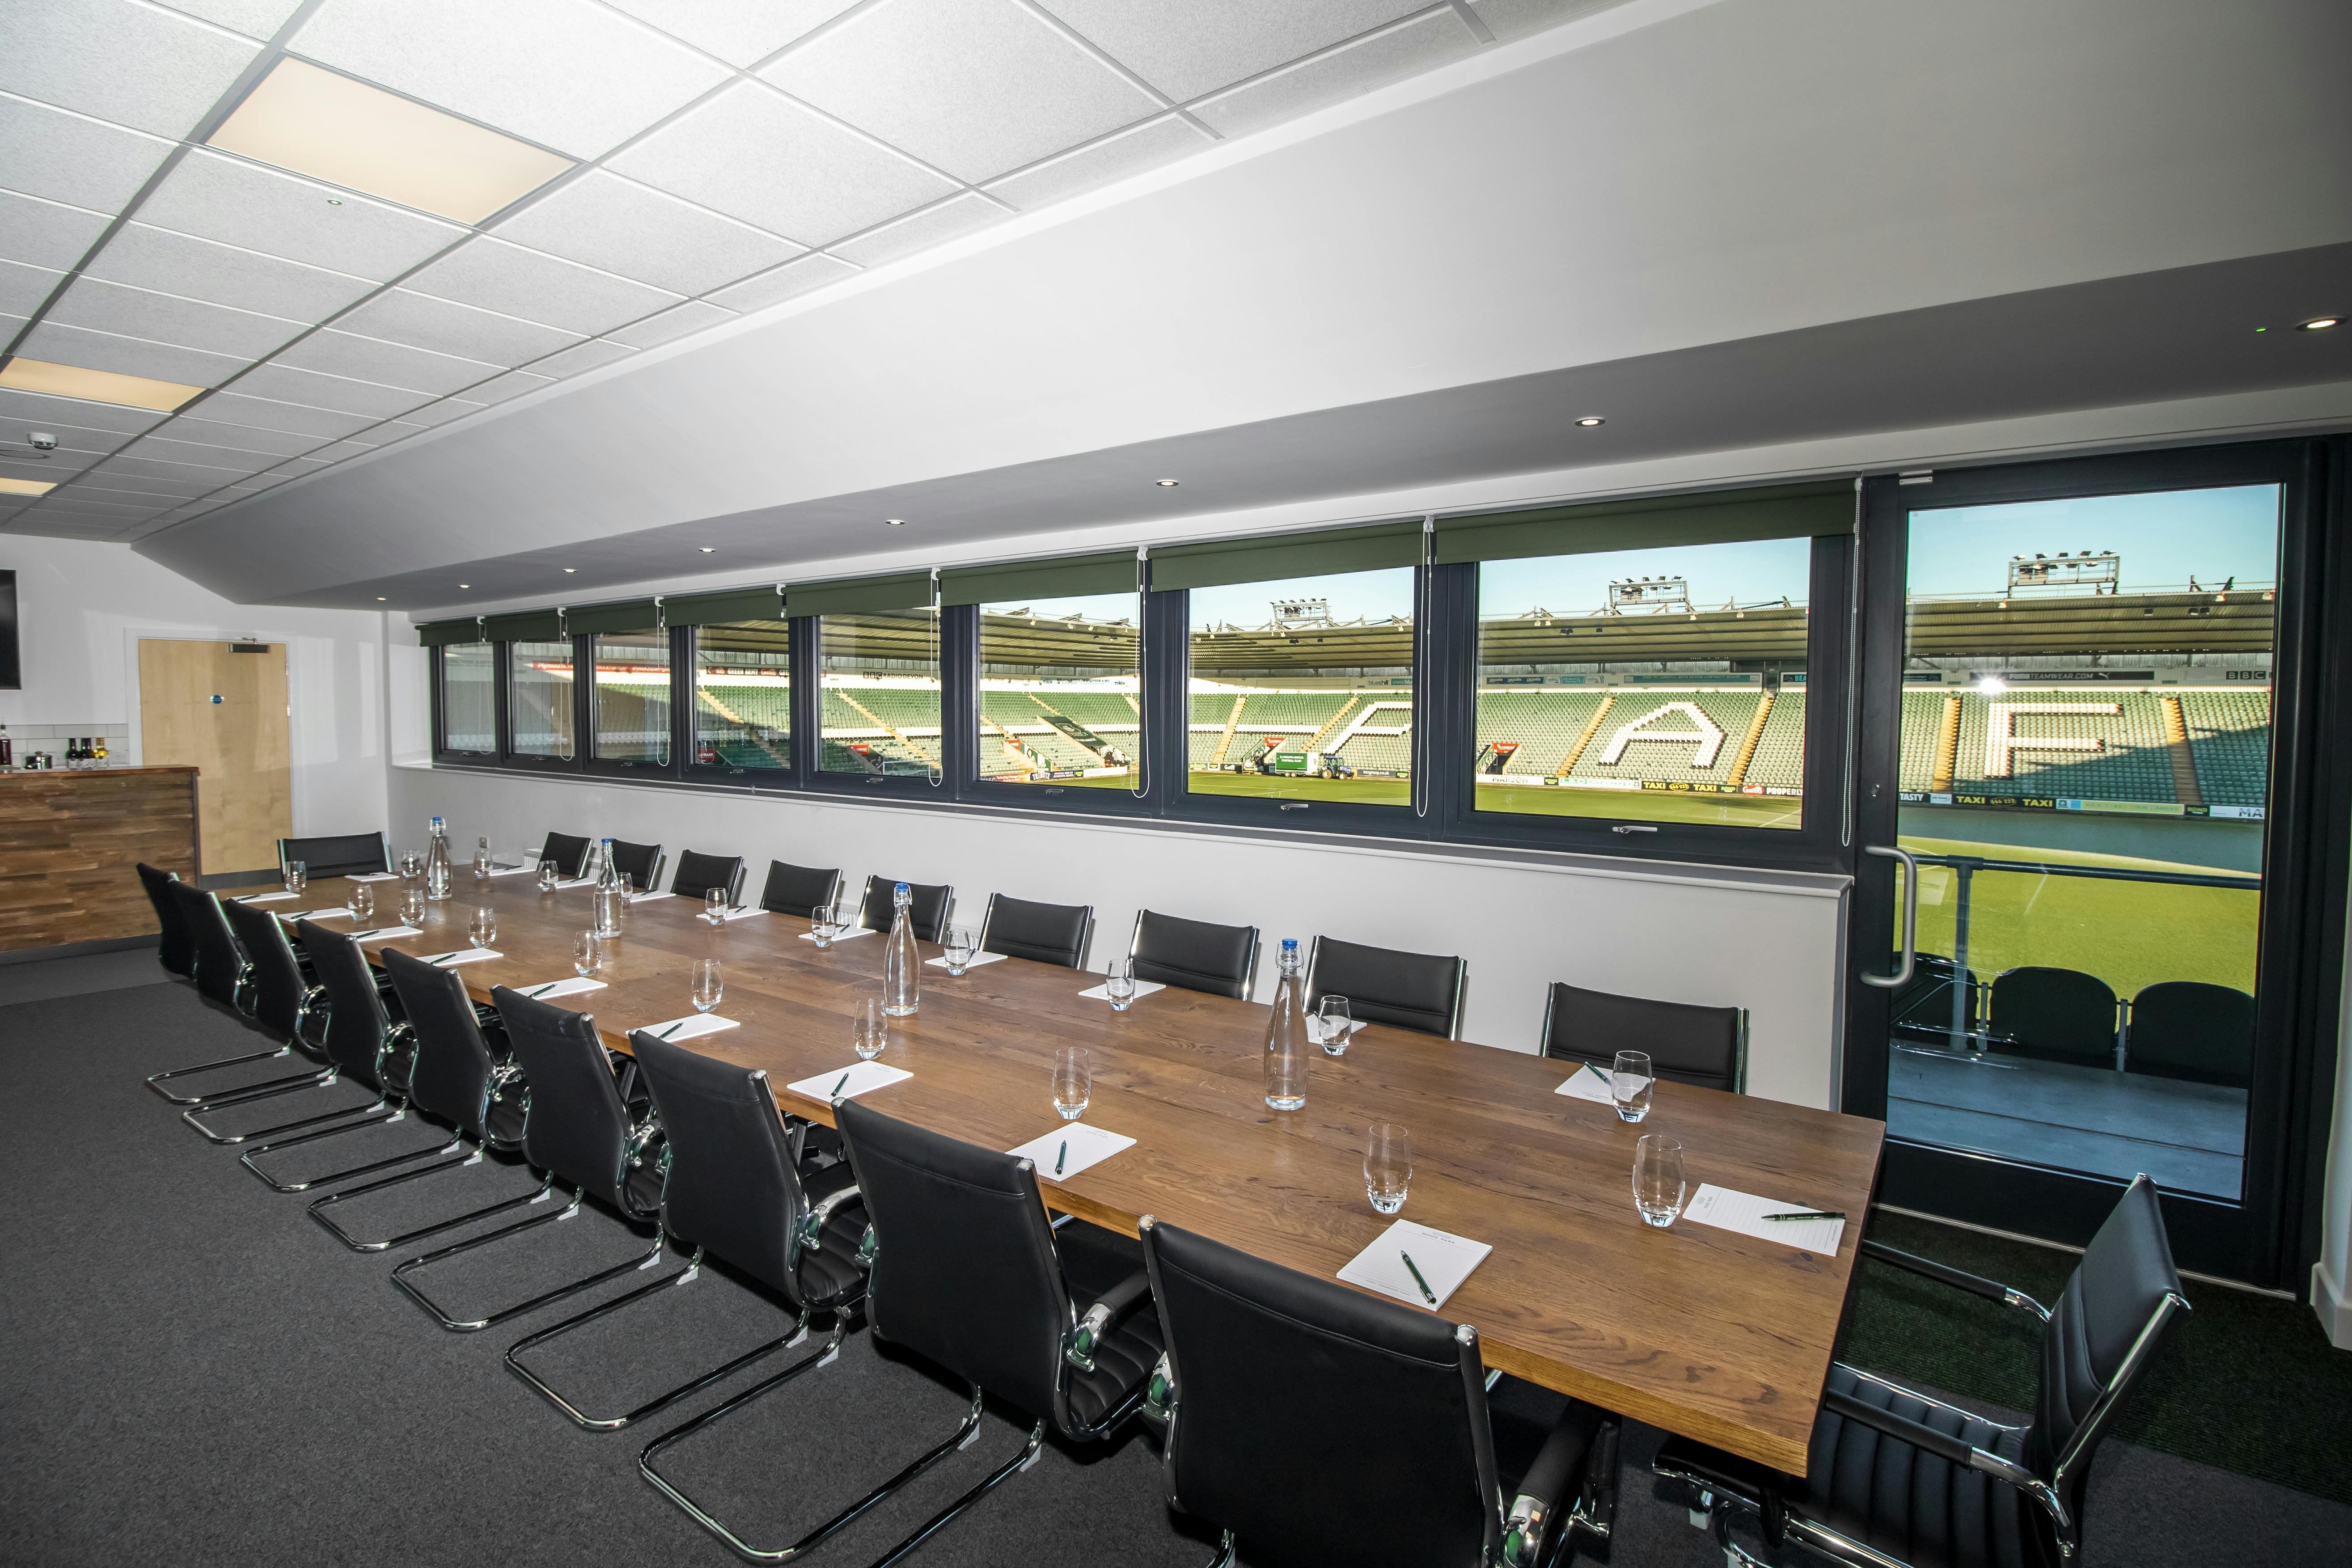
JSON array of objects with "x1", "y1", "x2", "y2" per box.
[
  {"x1": 975, "y1": 593, "x2": 1141, "y2": 788},
  {"x1": 439, "y1": 642, "x2": 494, "y2": 753},
  {"x1": 801, "y1": 573, "x2": 939, "y2": 780},
  {"x1": 590, "y1": 628, "x2": 668, "y2": 765},
  {"x1": 693, "y1": 620, "x2": 791, "y2": 770},
  {"x1": 508, "y1": 639, "x2": 575, "y2": 759}
]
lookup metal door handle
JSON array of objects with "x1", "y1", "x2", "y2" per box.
[
  {"x1": 1612, "y1": 824, "x2": 1658, "y2": 835},
  {"x1": 1860, "y1": 844, "x2": 1917, "y2": 989}
]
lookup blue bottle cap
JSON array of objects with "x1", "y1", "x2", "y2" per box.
[
  {"x1": 896, "y1": 882, "x2": 909, "y2": 892},
  {"x1": 1281, "y1": 937, "x2": 1298, "y2": 952}
]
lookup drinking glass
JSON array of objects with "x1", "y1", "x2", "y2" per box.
[
  {"x1": 1318, "y1": 995, "x2": 1354, "y2": 1056},
  {"x1": 1053, "y1": 1046, "x2": 1092, "y2": 1121},
  {"x1": 346, "y1": 882, "x2": 374, "y2": 922},
  {"x1": 399, "y1": 887, "x2": 424, "y2": 928},
  {"x1": 538, "y1": 859, "x2": 559, "y2": 893},
  {"x1": 1103, "y1": 960, "x2": 1138, "y2": 1013},
  {"x1": 399, "y1": 850, "x2": 423, "y2": 882},
  {"x1": 851, "y1": 997, "x2": 886, "y2": 1061},
  {"x1": 468, "y1": 906, "x2": 496, "y2": 949},
  {"x1": 1633, "y1": 1134, "x2": 1688, "y2": 1227},
  {"x1": 690, "y1": 958, "x2": 723, "y2": 1014},
  {"x1": 473, "y1": 837, "x2": 493, "y2": 879},
  {"x1": 704, "y1": 888, "x2": 728, "y2": 925},
  {"x1": 1364, "y1": 1122, "x2": 1412, "y2": 1214},
  {"x1": 283, "y1": 860, "x2": 307, "y2": 896},
  {"x1": 941, "y1": 926, "x2": 976, "y2": 975},
  {"x1": 1612, "y1": 1050, "x2": 1654, "y2": 1123},
  {"x1": 573, "y1": 931, "x2": 602, "y2": 978}
]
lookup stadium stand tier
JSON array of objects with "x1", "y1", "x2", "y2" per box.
[{"x1": 2179, "y1": 689, "x2": 2271, "y2": 808}]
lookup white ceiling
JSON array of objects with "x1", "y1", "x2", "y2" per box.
[{"x1": 0, "y1": 0, "x2": 1615, "y2": 541}]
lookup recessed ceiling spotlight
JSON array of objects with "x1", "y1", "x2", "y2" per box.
[
  {"x1": 562, "y1": 566, "x2": 576, "y2": 572},
  {"x1": 1576, "y1": 416, "x2": 1606, "y2": 427},
  {"x1": 884, "y1": 518, "x2": 905, "y2": 526},
  {"x1": 698, "y1": 546, "x2": 716, "y2": 552},
  {"x1": 2300, "y1": 316, "x2": 2341, "y2": 331},
  {"x1": 376, "y1": 596, "x2": 386, "y2": 601},
  {"x1": 1155, "y1": 479, "x2": 1179, "y2": 487},
  {"x1": 458, "y1": 583, "x2": 470, "y2": 589}
]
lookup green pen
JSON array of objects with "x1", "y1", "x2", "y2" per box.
[
  {"x1": 1582, "y1": 1062, "x2": 1612, "y2": 1087},
  {"x1": 1055, "y1": 1139, "x2": 1068, "y2": 1176},
  {"x1": 831, "y1": 1071, "x2": 850, "y2": 1096},
  {"x1": 1764, "y1": 1210, "x2": 1846, "y2": 1222},
  {"x1": 526, "y1": 982, "x2": 558, "y2": 997},
  {"x1": 657, "y1": 1021, "x2": 684, "y2": 1040},
  {"x1": 1400, "y1": 1251, "x2": 1438, "y2": 1306}
]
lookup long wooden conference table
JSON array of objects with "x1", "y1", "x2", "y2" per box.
[{"x1": 301, "y1": 871, "x2": 1882, "y2": 1474}]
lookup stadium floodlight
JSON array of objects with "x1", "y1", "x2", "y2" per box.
[{"x1": 1977, "y1": 674, "x2": 2009, "y2": 694}]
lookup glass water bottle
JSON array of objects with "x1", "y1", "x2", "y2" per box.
[
  {"x1": 1263, "y1": 938, "x2": 1308, "y2": 1111},
  {"x1": 593, "y1": 837, "x2": 623, "y2": 938},
  {"x1": 424, "y1": 816, "x2": 453, "y2": 900},
  {"x1": 882, "y1": 882, "x2": 921, "y2": 1018}
]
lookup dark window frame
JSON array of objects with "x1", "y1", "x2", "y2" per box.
[
  {"x1": 582, "y1": 622, "x2": 678, "y2": 780},
  {"x1": 682, "y1": 617, "x2": 797, "y2": 786},
  {"x1": 958, "y1": 593, "x2": 1156, "y2": 819},
  {"x1": 430, "y1": 641, "x2": 499, "y2": 764},
  {"x1": 802, "y1": 605, "x2": 952, "y2": 802},
  {"x1": 500, "y1": 634, "x2": 586, "y2": 773}
]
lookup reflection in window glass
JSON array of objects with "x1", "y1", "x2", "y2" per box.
[
  {"x1": 978, "y1": 592, "x2": 1139, "y2": 790},
  {"x1": 819, "y1": 610, "x2": 940, "y2": 776},
  {"x1": 1185, "y1": 568, "x2": 1414, "y2": 807},
  {"x1": 509, "y1": 638, "x2": 575, "y2": 759},
  {"x1": 441, "y1": 642, "x2": 494, "y2": 752},
  {"x1": 592, "y1": 629, "x2": 668, "y2": 765},
  {"x1": 693, "y1": 621, "x2": 790, "y2": 770},
  {"x1": 1474, "y1": 539, "x2": 1813, "y2": 829}
]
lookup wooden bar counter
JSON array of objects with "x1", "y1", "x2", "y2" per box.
[{"x1": 0, "y1": 766, "x2": 198, "y2": 955}]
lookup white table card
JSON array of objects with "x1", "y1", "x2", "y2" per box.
[
  {"x1": 1337, "y1": 1220, "x2": 1492, "y2": 1312},
  {"x1": 1554, "y1": 1063, "x2": 1619, "y2": 1106},
  {"x1": 925, "y1": 951, "x2": 1006, "y2": 969},
  {"x1": 349, "y1": 925, "x2": 423, "y2": 941},
  {"x1": 236, "y1": 891, "x2": 299, "y2": 903},
  {"x1": 1077, "y1": 979, "x2": 1166, "y2": 1002},
  {"x1": 416, "y1": 947, "x2": 501, "y2": 967},
  {"x1": 1007, "y1": 1123, "x2": 1135, "y2": 1183},
  {"x1": 785, "y1": 1061, "x2": 912, "y2": 1101},
  {"x1": 513, "y1": 977, "x2": 607, "y2": 1001},
  {"x1": 797, "y1": 927, "x2": 876, "y2": 943},
  {"x1": 639, "y1": 1014, "x2": 739, "y2": 1042},
  {"x1": 1681, "y1": 1184, "x2": 1847, "y2": 1255}
]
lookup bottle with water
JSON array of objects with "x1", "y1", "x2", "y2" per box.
[
  {"x1": 1263, "y1": 938, "x2": 1308, "y2": 1111},
  {"x1": 424, "y1": 816, "x2": 453, "y2": 901},
  {"x1": 593, "y1": 837, "x2": 623, "y2": 938},
  {"x1": 882, "y1": 882, "x2": 921, "y2": 1018}
]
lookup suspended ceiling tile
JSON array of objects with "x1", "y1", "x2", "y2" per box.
[
  {"x1": 1468, "y1": 0, "x2": 1626, "y2": 42},
  {"x1": 0, "y1": 92, "x2": 176, "y2": 212},
  {"x1": 402, "y1": 236, "x2": 682, "y2": 337},
  {"x1": 982, "y1": 113, "x2": 1214, "y2": 210},
  {"x1": 1190, "y1": 8, "x2": 1482, "y2": 139},
  {"x1": 141, "y1": 414, "x2": 321, "y2": 460},
  {"x1": 1036, "y1": 0, "x2": 1426, "y2": 102},
  {"x1": 0, "y1": 446, "x2": 97, "y2": 478},
  {"x1": 828, "y1": 192, "x2": 1008, "y2": 269},
  {"x1": 601, "y1": 0, "x2": 859, "y2": 68},
  {"x1": 136, "y1": 150, "x2": 466, "y2": 281},
  {"x1": 0, "y1": 0, "x2": 261, "y2": 140},
  {"x1": 458, "y1": 369, "x2": 554, "y2": 406},
  {"x1": 0, "y1": 425, "x2": 135, "y2": 464},
  {"x1": 94, "y1": 450, "x2": 264, "y2": 486},
  {"x1": 11, "y1": 495, "x2": 166, "y2": 519},
  {"x1": 488, "y1": 171, "x2": 804, "y2": 296},
  {"x1": 85, "y1": 221, "x2": 378, "y2": 321},
  {"x1": 0, "y1": 259, "x2": 63, "y2": 317},
  {"x1": 0, "y1": 385, "x2": 168, "y2": 437},
  {"x1": 302, "y1": 437, "x2": 381, "y2": 463},
  {"x1": 293, "y1": 0, "x2": 730, "y2": 159},
  {"x1": 383, "y1": 397, "x2": 486, "y2": 431},
  {"x1": 336, "y1": 288, "x2": 582, "y2": 368},
  {"x1": 45, "y1": 275, "x2": 306, "y2": 359},
  {"x1": 154, "y1": 0, "x2": 309, "y2": 41},
  {"x1": 114, "y1": 434, "x2": 281, "y2": 473},
  {"x1": 763, "y1": 0, "x2": 1163, "y2": 185},
  {"x1": 608, "y1": 81, "x2": 957, "y2": 249},
  {"x1": 68, "y1": 469, "x2": 218, "y2": 501},
  {"x1": 604, "y1": 300, "x2": 732, "y2": 351},
  {"x1": 258, "y1": 455, "x2": 331, "y2": 481},
  {"x1": 228, "y1": 360, "x2": 435, "y2": 418},
  {"x1": 522, "y1": 338, "x2": 635, "y2": 378},
  {"x1": 0, "y1": 189, "x2": 112, "y2": 270},
  {"x1": 17, "y1": 320, "x2": 251, "y2": 389},
  {"x1": 271, "y1": 329, "x2": 503, "y2": 396},
  {"x1": 187, "y1": 388, "x2": 376, "y2": 437},
  {"x1": 703, "y1": 251, "x2": 858, "y2": 313}
]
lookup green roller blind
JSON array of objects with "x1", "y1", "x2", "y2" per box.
[
  {"x1": 664, "y1": 584, "x2": 783, "y2": 625},
  {"x1": 416, "y1": 617, "x2": 482, "y2": 647},
  {"x1": 940, "y1": 551, "x2": 1138, "y2": 608},
  {"x1": 790, "y1": 571, "x2": 934, "y2": 618},
  {"x1": 1148, "y1": 520, "x2": 1425, "y2": 593},
  {"x1": 484, "y1": 609, "x2": 566, "y2": 643},
  {"x1": 564, "y1": 598, "x2": 660, "y2": 635},
  {"x1": 1433, "y1": 479, "x2": 1854, "y2": 566}
]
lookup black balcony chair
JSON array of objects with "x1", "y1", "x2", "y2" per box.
[
  {"x1": 307, "y1": 947, "x2": 538, "y2": 1252},
  {"x1": 512, "y1": 1031, "x2": 869, "y2": 1434},
  {"x1": 1305, "y1": 935, "x2": 1466, "y2": 1039},
  {"x1": 180, "y1": 900, "x2": 352, "y2": 1143},
  {"x1": 537, "y1": 831, "x2": 593, "y2": 879},
  {"x1": 1540, "y1": 982, "x2": 1748, "y2": 1093},
  {"x1": 757, "y1": 860, "x2": 842, "y2": 919},
  {"x1": 1987, "y1": 967, "x2": 2119, "y2": 1068},
  {"x1": 1139, "y1": 1216, "x2": 1615, "y2": 1568},
  {"x1": 143, "y1": 871, "x2": 308, "y2": 1104},
  {"x1": 1655, "y1": 1175, "x2": 2187, "y2": 1568},
  {"x1": 859, "y1": 875, "x2": 952, "y2": 942},
  {"x1": 675, "y1": 1100, "x2": 1162, "y2": 1566},
  {"x1": 978, "y1": 893, "x2": 1094, "y2": 969},
  {"x1": 609, "y1": 838, "x2": 665, "y2": 894},
  {"x1": 390, "y1": 988, "x2": 665, "y2": 1333},
  {"x1": 135, "y1": 862, "x2": 196, "y2": 982},
  {"x1": 669, "y1": 849, "x2": 747, "y2": 905},
  {"x1": 2124, "y1": 981, "x2": 2255, "y2": 1089},
  {"x1": 278, "y1": 831, "x2": 388, "y2": 879},
  {"x1": 1890, "y1": 954, "x2": 1982, "y2": 1041},
  {"x1": 1128, "y1": 910, "x2": 1260, "y2": 1000}
]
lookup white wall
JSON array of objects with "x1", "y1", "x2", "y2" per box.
[
  {"x1": 387, "y1": 764, "x2": 1849, "y2": 1109},
  {"x1": 0, "y1": 536, "x2": 392, "y2": 850}
]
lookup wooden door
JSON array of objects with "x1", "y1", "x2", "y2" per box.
[{"x1": 138, "y1": 639, "x2": 292, "y2": 876}]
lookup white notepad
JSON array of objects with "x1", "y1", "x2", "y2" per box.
[
  {"x1": 483, "y1": 864, "x2": 537, "y2": 877},
  {"x1": 1554, "y1": 1062, "x2": 1620, "y2": 1106},
  {"x1": 513, "y1": 977, "x2": 607, "y2": 1001},
  {"x1": 282, "y1": 907, "x2": 356, "y2": 921},
  {"x1": 710, "y1": 906, "x2": 769, "y2": 923},
  {"x1": 1311, "y1": 1018, "x2": 1367, "y2": 1044},
  {"x1": 551, "y1": 877, "x2": 598, "y2": 890},
  {"x1": 1007, "y1": 1122, "x2": 1135, "y2": 1183},
  {"x1": 417, "y1": 947, "x2": 502, "y2": 967},
  {"x1": 798, "y1": 927, "x2": 876, "y2": 943},
  {"x1": 639, "y1": 1013, "x2": 740, "y2": 1042},
  {"x1": 1076, "y1": 979, "x2": 1166, "y2": 1002},
  {"x1": 1337, "y1": 1220, "x2": 1493, "y2": 1312},
  {"x1": 350, "y1": 925, "x2": 422, "y2": 941},
  {"x1": 786, "y1": 1061, "x2": 912, "y2": 1101},
  {"x1": 628, "y1": 891, "x2": 674, "y2": 903},
  {"x1": 237, "y1": 891, "x2": 299, "y2": 903},
  {"x1": 1682, "y1": 1184, "x2": 1847, "y2": 1256},
  {"x1": 925, "y1": 951, "x2": 1006, "y2": 969},
  {"x1": 350, "y1": 872, "x2": 400, "y2": 882}
]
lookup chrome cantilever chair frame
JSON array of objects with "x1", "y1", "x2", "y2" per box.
[
  {"x1": 148, "y1": 917, "x2": 324, "y2": 1107},
  {"x1": 306, "y1": 1060, "x2": 541, "y2": 1253},
  {"x1": 179, "y1": 987, "x2": 355, "y2": 1145},
  {"x1": 237, "y1": 1023, "x2": 440, "y2": 1192}
]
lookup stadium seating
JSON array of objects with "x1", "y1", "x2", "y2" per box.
[
  {"x1": 2178, "y1": 689, "x2": 2270, "y2": 808},
  {"x1": 1564, "y1": 691, "x2": 1763, "y2": 785},
  {"x1": 1335, "y1": 732, "x2": 1412, "y2": 772},
  {"x1": 1741, "y1": 691, "x2": 1805, "y2": 789},
  {"x1": 1472, "y1": 690, "x2": 1604, "y2": 776},
  {"x1": 1233, "y1": 692, "x2": 1354, "y2": 733},
  {"x1": 1947, "y1": 689, "x2": 2172, "y2": 802},
  {"x1": 1897, "y1": 689, "x2": 1949, "y2": 791}
]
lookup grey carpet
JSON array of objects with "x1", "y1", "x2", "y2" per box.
[
  {"x1": 0, "y1": 943, "x2": 173, "y2": 1007},
  {"x1": 3, "y1": 971, "x2": 2343, "y2": 1568}
]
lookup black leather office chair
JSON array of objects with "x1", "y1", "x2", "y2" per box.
[
  {"x1": 278, "y1": 831, "x2": 388, "y2": 879},
  {"x1": 978, "y1": 893, "x2": 1093, "y2": 969},
  {"x1": 1656, "y1": 1175, "x2": 2187, "y2": 1568},
  {"x1": 1540, "y1": 982, "x2": 1747, "y2": 1093},
  {"x1": 1306, "y1": 935, "x2": 1466, "y2": 1039},
  {"x1": 669, "y1": 849, "x2": 746, "y2": 905},
  {"x1": 144, "y1": 875, "x2": 305, "y2": 1104},
  {"x1": 308, "y1": 947, "x2": 537, "y2": 1253},
  {"x1": 537, "y1": 831, "x2": 593, "y2": 879},
  {"x1": 1129, "y1": 909, "x2": 1260, "y2": 1000},
  {"x1": 757, "y1": 859, "x2": 841, "y2": 918},
  {"x1": 2125, "y1": 982, "x2": 2255, "y2": 1088},
  {"x1": 1987, "y1": 967, "x2": 2119, "y2": 1067},
  {"x1": 1140, "y1": 1216, "x2": 1613, "y2": 1568},
  {"x1": 514, "y1": 1032, "x2": 868, "y2": 1435},
  {"x1": 170, "y1": 880, "x2": 250, "y2": 1017},
  {"x1": 763, "y1": 1101, "x2": 1161, "y2": 1566},
  {"x1": 609, "y1": 838, "x2": 665, "y2": 893},
  {"x1": 859, "y1": 875, "x2": 952, "y2": 942},
  {"x1": 181, "y1": 900, "x2": 349, "y2": 1144},
  {"x1": 135, "y1": 862, "x2": 196, "y2": 981},
  {"x1": 391, "y1": 988, "x2": 666, "y2": 1333}
]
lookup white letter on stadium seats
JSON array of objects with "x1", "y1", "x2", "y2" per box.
[
  {"x1": 1983, "y1": 702, "x2": 2116, "y2": 778},
  {"x1": 1596, "y1": 702, "x2": 1727, "y2": 769}
]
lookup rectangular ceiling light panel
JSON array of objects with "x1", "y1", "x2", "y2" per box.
[
  {"x1": 0, "y1": 475, "x2": 59, "y2": 496},
  {"x1": 0, "y1": 357, "x2": 204, "y2": 411},
  {"x1": 208, "y1": 57, "x2": 575, "y2": 224}
]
